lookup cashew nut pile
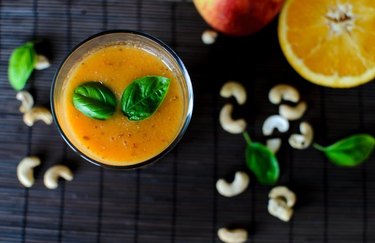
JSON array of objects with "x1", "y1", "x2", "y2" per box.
[
  {"x1": 218, "y1": 228, "x2": 248, "y2": 243},
  {"x1": 219, "y1": 81, "x2": 247, "y2": 134},
  {"x1": 17, "y1": 156, "x2": 73, "y2": 189},
  {"x1": 17, "y1": 91, "x2": 53, "y2": 127},
  {"x1": 216, "y1": 82, "x2": 311, "y2": 233},
  {"x1": 216, "y1": 171, "x2": 249, "y2": 197},
  {"x1": 13, "y1": 52, "x2": 74, "y2": 190},
  {"x1": 262, "y1": 84, "x2": 314, "y2": 152},
  {"x1": 268, "y1": 186, "x2": 296, "y2": 222}
]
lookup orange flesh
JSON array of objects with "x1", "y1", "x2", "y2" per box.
[
  {"x1": 61, "y1": 45, "x2": 184, "y2": 166},
  {"x1": 279, "y1": 0, "x2": 375, "y2": 87}
]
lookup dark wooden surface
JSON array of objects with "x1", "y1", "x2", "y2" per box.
[{"x1": 0, "y1": 0, "x2": 375, "y2": 242}]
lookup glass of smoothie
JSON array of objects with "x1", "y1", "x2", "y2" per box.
[{"x1": 51, "y1": 30, "x2": 193, "y2": 169}]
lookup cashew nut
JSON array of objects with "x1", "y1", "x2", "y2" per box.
[
  {"x1": 202, "y1": 29, "x2": 218, "y2": 45},
  {"x1": 269, "y1": 84, "x2": 300, "y2": 104},
  {"x1": 279, "y1": 101, "x2": 307, "y2": 121},
  {"x1": 44, "y1": 165, "x2": 73, "y2": 189},
  {"x1": 17, "y1": 156, "x2": 41, "y2": 188},
  {"x1": 23, "y1": 106, "x2": 53, "y2": 127},
  {"x1": 268, "y1": 198, "x2": 294, "y2": 222},
  {"x1": 220, "y1": 81, "x2": 247, "y2": 105},
  {"x1": 16, "y1": 91, "x2": 34, "y2": 113},
  {"x1": 219, "y1": 104, "x2": 247, "y2": 134},
  {"x1": 216, "y1": 171, "x2": 249, "y2": 197},
  {"x1": 34, "y1": 54, "x2": 50, "y2": 70},
  {"x1": 289, "y1": 122, "x2": 314, "y2": 149},
  {"x1": 262, "y1": 115, "x2": 289, "y2": 136},
  {"x1": 217, "y1": 228, "x2": 248, "y2": 243},
  {"x1": 266, "y1": 138, "x2": 282, "y2": 154},
  {"x1": 268, "y1": 186, "x2": 297, "y2": 208}
]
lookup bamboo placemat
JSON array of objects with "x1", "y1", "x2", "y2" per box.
[{"x1": 0, "y1": 0, "x2": 374, "y2": 242}]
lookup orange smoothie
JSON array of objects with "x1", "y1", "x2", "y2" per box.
[{"x1": 60, "y1": 44, "x2": 184, "y2": 166}]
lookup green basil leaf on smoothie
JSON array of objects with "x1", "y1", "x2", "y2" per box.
[
  {"x1": 121, "y1": 76, "x2": 171, "y2": 121},
  {"x1": 73, "y1": 82, "x2": 117, "y2": 120},
  {"x1": 314, "y1": 134, "x2": 375, "y2": 167},
  {"x1": 8, "y1": 42, "x2": 37, "y2": 91}
]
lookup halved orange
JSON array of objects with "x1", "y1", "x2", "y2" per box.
[{"x1": 278, "y1": 0, "x2": 375, "y2": 88}]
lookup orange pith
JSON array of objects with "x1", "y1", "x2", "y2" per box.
[{"x1": 279, "y1": 0, "x2": 375, "y2": 88}]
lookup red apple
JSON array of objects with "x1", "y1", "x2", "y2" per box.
[{"x1": 194, "y1": 0, "x2": 285, "y2": 36}]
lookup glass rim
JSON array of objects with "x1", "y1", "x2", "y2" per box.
[{"x1": 50, "y1": 30, "x2": 194, "y2": 170}]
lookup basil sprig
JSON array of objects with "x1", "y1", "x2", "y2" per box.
[
  {"x1": 244, "y1": 132, "x2": 280, "y2": 185},
  {"x1": 121, "y1": 76, "x2": 171, "y2": 121},
  {"x1": 73, "y1": 82, "x2": 117, "y2": 120},
  {"x1": 8, "y1": 42, "x2": 37, "y2": 91},
  {"x1": 314, "y1": 134, "x2": 375, "y2": 167}
]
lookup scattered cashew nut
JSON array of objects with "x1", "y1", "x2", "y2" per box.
[
  {"x1": 202, "y1": 29, "x2": 218, "y2": 45},
  {"x1": 44, "y1": 165, "x2": 73, "y2": 189},
  {"x1": 16, "y1": 91, "x2": 34, "y2": 113},
  {"x1": 220, "y1": 104, "x2": 247, "y2": 134},
  {"x1": 268, "y1": 186, "x2": 296, "y2": 222},
  {"x1": 269, "y1": 84, "x2": 300, "y2": 104},
  {"x1": 218, "y1": 228, "x2": 248, "y2": 243},
  {"x1": 17, "y1": 156, "x2": 41, "y2": 188},
  {"x1": 216, "y1": 171, "x2": 249, "y2": 197},
  {"x1": 266, "y1": 138, "x2": 282, "y2": 154},
  {"x1": 220, "y1": 81, "x2": 247, "y2": 105},
  {"x1": 269, "y1": 186, "x2": 297, "y2": 208},
  {"x1": 34, "y1": 54, "x2": 50, "y2": 70},
  {"x1": 262, "y1": 115, "x2": 289, "y2": 136},
  {"x1": 23, "y1": 106, "x2": 53, "y2": 127},
  {"x1": 289, "y1": 122, "x2": 314, "y2": 149},
  {"x1": 279, "y1": 101, "x2": 307, "y2": 121},
  {"x1": 268, "y1": 198, "x2": 294, "y2": 222}
]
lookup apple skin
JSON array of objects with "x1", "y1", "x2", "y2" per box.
[{"x1": 194, "y1": 0, "x2": 285, "y2": 36}]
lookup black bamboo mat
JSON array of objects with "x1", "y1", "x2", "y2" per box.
[{"x1": 0, "y1": 0, "x2": 374, "y2": 242}]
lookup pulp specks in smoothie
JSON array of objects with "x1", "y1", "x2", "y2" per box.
[{"x1": 61, "y1": 44, "x2": 184, "y2": 166}]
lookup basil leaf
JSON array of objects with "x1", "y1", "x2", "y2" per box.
[
  {"x1": 73, "y1": 82, "x2": 116, "y2": 120},
  {"x1": 314, "y1": 134, "x2": 375, "y2": 167},
  {"x1": 245, "y1": 142, "x2": 280, "y2": 185},
  {"x1": 8, "y1": 42, "x2": 37, "y2": 91},
  {"x1": 121, "y1": 76, "x2": 171, "y2": 121}
]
